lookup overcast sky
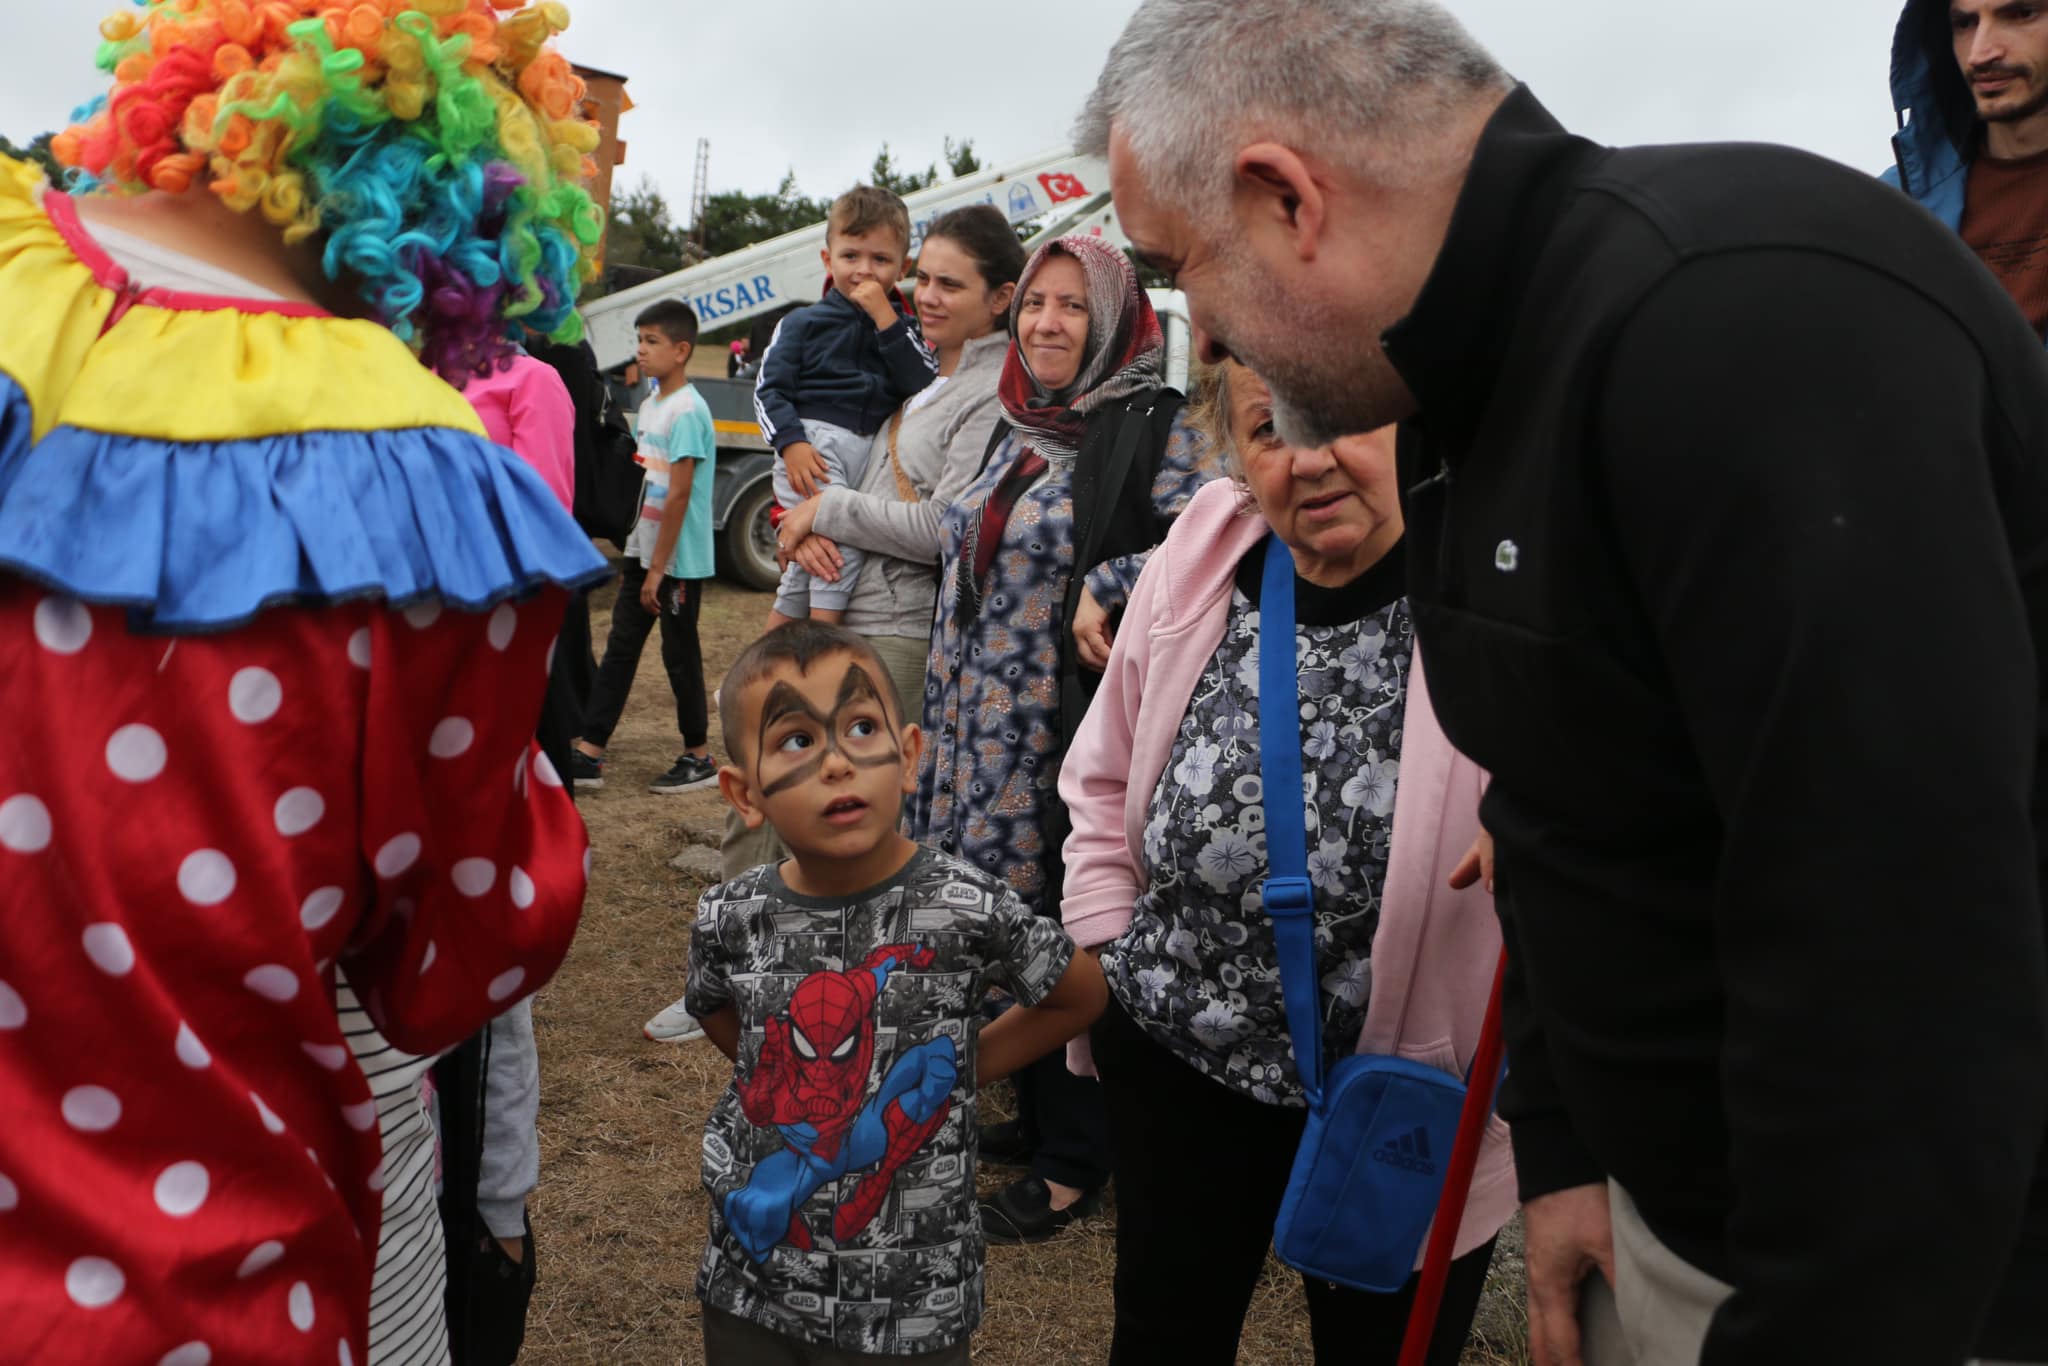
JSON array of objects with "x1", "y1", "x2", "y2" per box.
[{"x1": 2, "y1": 2, "x2": 1903, "y2": 217}]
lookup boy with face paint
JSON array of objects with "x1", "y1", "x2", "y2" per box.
[{"x1": 679, "y1": 621, "x2": 1107, "y2": 1364}]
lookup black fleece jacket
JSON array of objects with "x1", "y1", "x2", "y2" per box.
[{"x1": 1391, "y1": 86, "x2": 2048, "y2": 1364}]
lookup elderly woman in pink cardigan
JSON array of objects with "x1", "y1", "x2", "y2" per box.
[{"x1": 1057, "y1": 361, "x2": 1515, "y2": 1366}]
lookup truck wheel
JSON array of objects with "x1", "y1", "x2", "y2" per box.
[{"x1": 719, "y1": 481, "x2": 782, "y2": 592}]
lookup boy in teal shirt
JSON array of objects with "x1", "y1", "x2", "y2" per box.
[{"x1": 570, "y1": 300, "x2": 721, "y2": 793}]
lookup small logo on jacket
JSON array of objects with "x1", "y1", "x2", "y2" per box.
[
  {"x1": 1494, "y1": 540, "x2": 1520, "y2": 573},
  {"x1": 1372, "y1": 1127, "x2": 1437, "y2": 1177}
]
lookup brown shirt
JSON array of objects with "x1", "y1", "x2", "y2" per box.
[{"x1": 1962, "y1": 145, "x2": 2048, "y2": 338}]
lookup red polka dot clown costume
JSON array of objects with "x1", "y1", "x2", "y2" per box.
[{"x1": 0, "y1": 3, "x2": 608, "y2": 1362}]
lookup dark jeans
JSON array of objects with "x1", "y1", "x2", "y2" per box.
[
  {"x1": 579, "y1": 561, "x2": 707, "y2": 750},
  {"x1": 1091, "y1": 994, "x2": 1497, "y2": 1366},
  {"x1": 447, "y1": 1216, "x2": 536, "y2": 1366},
  {"x1": 996, "y1": 991, "x2": 1110, "y2": 1191}
]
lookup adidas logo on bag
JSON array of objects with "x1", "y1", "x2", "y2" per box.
[{"x1": 1371, "y1": 1126, "x2": 1437, "y2": 1177}]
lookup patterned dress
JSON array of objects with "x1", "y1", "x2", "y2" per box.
[
  {"x1": 1102, "y1": 547, "x2": 1414, "y2": 1105},
  {"x1": 910, "y1": 417, "x2": 1215, "y2": 916}
]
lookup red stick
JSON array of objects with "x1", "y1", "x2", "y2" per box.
[{"x1": 1397, "y1": 950, "x2": 1508, "y2": 1366}]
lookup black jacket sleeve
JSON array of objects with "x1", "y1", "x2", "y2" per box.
[
  {"x1": 1598, "y1": 250, "x2": 2048, "y2": 1365},
  {"x1": 1496, "y1": 936, "x2": 1606, "y2": 1200}
]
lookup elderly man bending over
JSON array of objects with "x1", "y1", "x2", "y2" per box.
[{"x1": 1080, "y1": 2, "x2": 2048, "y2": 1364}]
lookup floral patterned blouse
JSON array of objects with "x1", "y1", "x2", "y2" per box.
[
  {"x1": 1102, "y1": 545, "x2": 1413, "y2": 1105},
  {"x1": 910, "y1": 415, "x2": 1215, "y2": 916}
]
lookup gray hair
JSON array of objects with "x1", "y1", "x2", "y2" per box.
[{"x1": 1076, "y1": 0, "x2": 1512, "y2": 216}]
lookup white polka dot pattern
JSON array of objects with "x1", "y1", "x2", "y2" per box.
[
  {"x1": 243, "y1": 967, "x2": 299, "y2": 1003},
  {"x1": 237, "y1": 1241, "x2": 284, "y2": 1279},
  {"x1": 105, "y1": 725, "x2": 167, "y2": 783},
  {"x1": 509, "y1": 867, "x2": 535, "y2": 910},
  {"x1": 487, "y1": 603, "x2": 517, "y2": 651},
  {"x1": 0, "y1": 794, "x2": 52, "y2": 854},
  {"x1": 0, "y1": 1172, "x2": 17, "y2": 1211},
  {"x1": 451, "y1": 859, "x2": 496, "y2": 897},
  {"x1": 154, "y1": 1162, "x2": 209, "y2": 1217},
  {"x1": 227, "y1": 668, "x2": 283, "y2": 724},
  {"x1": 175, "y1": 1023, "x2": 210, "y2": 1069},
  {"x1": 301, "y1": 1043, "x2": 347, "y2": 1071},
  {"x1": 289, "y1": 1281, "x2": 315, "y2": 1332},
  {"x1": 65, "y1": 1256, "x2": 123, "y2": 1309},
  {"x1": 373, "y1": 834, "x2": 421, "y2": 879},
  {"x1": 299, "y1": 887, "x2": 344, "y2": 932},
  {"x1": 62, "y1": 1086, "x2": 121, "y2": 1132},
  {"x1": 429, "y1": 718, "x2": 474, "y2": 758},
  {"x1": 346, "y1": 628, "x2": 372, "y2": 670},
  {"x1": 403, "y1": 601, "x2": 442, "y2": 630},
  {"x1": 159, "y1": 1344, "x2": 212, "y2": 1366},
  {"x1": 0, "y1": 981, "x2": 24, "y2": 1030},
  {"x1": 176, "y1": 850, "x2": 236, "y2": 906},
  {"x1": 487, "y1": 967, "x2": 525, "y2": 1003},
  {"x1": 273, "y1": 789, "x2": 324, "y2": 837},
  {"x1": 250, "y1": 1093, "x2": 286, "y2": 1135},
  {"x1": 82, "y1": 924, "x2": 135, "y2": 977},
  {"x1": 33, "y1": 596, "x2": 92, "y2": 655}
]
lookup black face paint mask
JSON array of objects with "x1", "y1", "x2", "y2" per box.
[{"x1": 755, "y1": 665, "x2": 901, "y2": 798}]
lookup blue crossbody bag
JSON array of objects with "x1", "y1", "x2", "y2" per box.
[{"x1": 1257, "y1": 534, "x2": 1505, "y2": 1295}]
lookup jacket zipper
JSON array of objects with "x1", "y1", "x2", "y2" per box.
[{"x1": 1408, "y1": 456, "x2": 1460, "y2": 606}]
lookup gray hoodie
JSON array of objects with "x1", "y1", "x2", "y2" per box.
[{"x1": 811, "y1": 330, "x2": 1008, "y2": 640}]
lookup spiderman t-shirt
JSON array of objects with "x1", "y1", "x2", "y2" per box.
[{"x1": 683, "y1": 847, "x2": 1075, "y2": 1356}]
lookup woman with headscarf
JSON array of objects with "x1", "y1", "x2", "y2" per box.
[{"x1": 913, "y1": 235, "x2": 1219, "y2": 1243}]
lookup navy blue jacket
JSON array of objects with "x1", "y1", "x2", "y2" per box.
[{"x1": 751, "y1": 287, "x2": 937, "y2": 451}]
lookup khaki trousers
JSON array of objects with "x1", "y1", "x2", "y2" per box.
[
  {"x1": 1582, "y1": 1182, "x2": 2039, "y2": 1366},
  {"x1": 715, "y1": 631, "x2": 930, "y2": 883}
]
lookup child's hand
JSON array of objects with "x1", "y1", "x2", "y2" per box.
[
  {"x1": 783, "y1": 441, "x2": 829, "y2": 498},
  {"x1": 639, "y1": 571, "x2": 665, "y2": 615},
  {"x1": 847, "y1": 279, "x2": 898, "y2": 329}
]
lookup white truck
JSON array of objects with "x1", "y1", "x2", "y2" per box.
[{"x1": 580, "y1": 150, "x2": 1191, "y2": 590}]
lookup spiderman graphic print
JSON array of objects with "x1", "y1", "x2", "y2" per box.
[
  {"x1": 726, "y1": 944, "x2": 958, "y2": 1259},
  {"x1": 684, "y1": 849, "x2": 1074, "y2": 1356}
]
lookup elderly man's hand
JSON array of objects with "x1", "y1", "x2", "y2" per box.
[
  {"x1": 1074, "y1": 585, "x2": 1115, "y2": 671},
  {"x1": 1524, "y1": 1183, "x2": 1615, "y2": 1366},
  {"x1": 1448, "y1": 830, "x2": 1495, "y2": 893}
]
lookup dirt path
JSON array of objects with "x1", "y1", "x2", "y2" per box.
[{"x1": 520, "y1": 574, "x2": 1528, "y2": 1364}]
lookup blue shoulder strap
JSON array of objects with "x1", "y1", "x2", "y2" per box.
[{"x1": 1258, "y1": 533, "x2": 1326, "y2": 1107}]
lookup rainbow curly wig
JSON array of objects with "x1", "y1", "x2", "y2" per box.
[{"x1": 52, "y1": 0, "x2": 605, "y2": 382}]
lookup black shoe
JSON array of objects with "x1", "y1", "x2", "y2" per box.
[
  {"x1": 567, "y1": 750, "x2": 604, "y2": 790},
  {"x1": 979, "y1": 1175, "x2": 1101, "y2": 1245},
  {"x1": 649, "y1": 753, "x2": 718, "y2": 794},
  {"x1": 977, "y1": 1120, "x2": 1036, "y2": 1170}
]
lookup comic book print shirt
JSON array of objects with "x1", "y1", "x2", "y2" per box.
[{"x1": 683, "y1": 848, "x2": 1075, "y2": 1355}]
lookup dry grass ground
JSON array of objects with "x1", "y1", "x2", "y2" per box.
[{"x1": 521, "y1": 572, "x2": 1530, "y2": 1365}]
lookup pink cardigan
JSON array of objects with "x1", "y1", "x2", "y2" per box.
[
  {"x1": 462, "y1": 354, "x2": 577, "y2": 513},
  {"x1": 1058, "y1": 477, "x2": 1517, "y2": 1263}
]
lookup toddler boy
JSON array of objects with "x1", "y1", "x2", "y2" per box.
[
  {"x1": 755, "y1": 185, "x2": 937, "y2": 627},
  {"x1": 683, "y1": 622, "x2": 1106, "y2": 1362}
]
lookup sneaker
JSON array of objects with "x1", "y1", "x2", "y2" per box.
[
  {"x1": 649, "y1": 753, "x2": 718, "y2": 794},
  {"x1": 567, "y1": 750, "x2": 604, "y2": 790},
  {"x1": 979, "y1": 1175, "x2": 1102, "y2": 1245},
  {"x1": 977, "y1": 1119, "x2": 1036, "y2": 1170},
  {"x1": 643, "y1": 996, "x2": 706, "y2": 1044}
]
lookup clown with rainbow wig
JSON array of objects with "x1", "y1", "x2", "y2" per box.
[{"x1": 0, "y1": 3, "x2": 611, "y2": 1361}]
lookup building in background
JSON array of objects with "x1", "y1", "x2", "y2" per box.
[{"x1": 574, "y1": 63, "x2": 632, "y2": 268}]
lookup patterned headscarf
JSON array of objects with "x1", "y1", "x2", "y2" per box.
[{"x1": 998, "y1": 236, "x2": 1165, "y2": 461}]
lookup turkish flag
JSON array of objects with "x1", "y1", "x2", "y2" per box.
[{"x1": 1039, "y1": 171, "x2": 1091, "y2": 204}]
